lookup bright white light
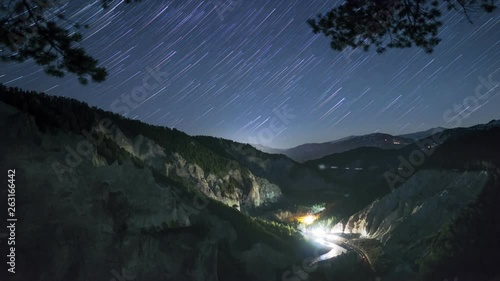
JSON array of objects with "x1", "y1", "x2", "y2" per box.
[
  {"x1": 303, "y1": 215, "x2": 316, "y2": 225},
  {"x1": 311, "y1": 227, "x2": 327, "y2": 238},
  {"x1": 314, "y1": 237, "x2": 324, "y2": 244}
]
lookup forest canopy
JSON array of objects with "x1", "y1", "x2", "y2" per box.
[{"x1": 308, "y1": 0, "x2": 497, "y2": 54}]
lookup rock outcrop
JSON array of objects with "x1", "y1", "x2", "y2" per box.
[
  {"x1": 87, "y1": 110, "x2": 283, "y2": 213},
  {"x1": 335, "y1": 170, "x2": 490, "y2": 247}
]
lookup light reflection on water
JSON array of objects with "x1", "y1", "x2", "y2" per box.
[{"x1": 310, "y1": 244, "x2": 347, "y2": 264}]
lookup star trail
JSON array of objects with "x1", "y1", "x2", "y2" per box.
[{"x1": 1, "y1": 0, "x2": 499, "y2": 148}]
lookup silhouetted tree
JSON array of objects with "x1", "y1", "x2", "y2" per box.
[
  {"x1": 308, "y1": 0, "x2": 497, "y2": 54},
  {"x1": 0, "y1": 0, "x2": 140, "y2": 84}
]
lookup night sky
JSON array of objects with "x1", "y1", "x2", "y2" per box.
[{"x1": 1, "y1": 0, "x2": 499, "y2": 148}]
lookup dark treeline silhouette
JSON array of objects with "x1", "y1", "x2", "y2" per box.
[
  {"x1": 0, "y1": 0, "x2": 140, "y2": 84},
  {"x1": 0, "y1": 84, "x2": 239, "y2": 176},
  {"x1": 309, "y1": 0, "x2": 497, "y2": 54}
]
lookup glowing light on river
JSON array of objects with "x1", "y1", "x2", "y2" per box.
[{"x1": 297, "y1": 214, "x2": 317, "y2": 225}]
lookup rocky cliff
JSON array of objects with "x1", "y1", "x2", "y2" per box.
[
  {"x1": 335, "y1": 169, "x2": 490, "y2": 246},
  {"x1": 95, "y1": 124, "x2": 283, "y2": 212}
]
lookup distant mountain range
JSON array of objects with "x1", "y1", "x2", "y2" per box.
[
  {"x1": 254, "y1": 128, "x2": 446, "y2": 162},
  {"x1": 398, "y1": 126, "x2": 446, "y2": 140}
]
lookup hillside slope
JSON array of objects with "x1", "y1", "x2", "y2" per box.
[{"x1": 0, "y1": 86, "x2": 333, "y2": 281}]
